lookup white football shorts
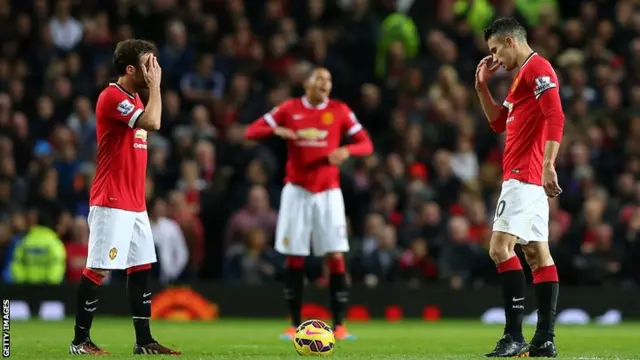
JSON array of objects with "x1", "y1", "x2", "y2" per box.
[
  {"x1": 86, "y1": 205, "x2": 157, "y2": 269},
  {"x1": 492, "y1": 179, "x2": 549, "y2": 244},
  {"x1": 274, "y1": 183, "x2": 349, "y2": 257}
]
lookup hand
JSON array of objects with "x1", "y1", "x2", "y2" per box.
[
  {"x1": 273, "y1": 126, "x2": 297, "y2": 140},
  {"x1": 542, "y1": 164, "x2": 563, "y2": 198},
  {"x1": 141, "y1": 55, "x2": 162, "y2": 89},
  {"x1": 475, "y1": 55, "x2": 500, "y2": 89},
  {"x1": 328, "y1": 147, "x2": 350, "y2": 165}
]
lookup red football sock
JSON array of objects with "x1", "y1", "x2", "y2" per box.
[
  {"x1": 327, "y1": 257, "x2": 345, "y2": 274},
  {"x1": 532, "y1": 264, "x2": 559, "y2": 284},
  {"x1": 286, "y1": 256, "x2": 305, "y2": 269},
  {"x1": 82, "y1": 268, "x2": 105, "y2": 285}
]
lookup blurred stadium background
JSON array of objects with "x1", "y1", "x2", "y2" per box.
[{"x1": 2, "y1": 0, "x2": 640, "y2": 328}]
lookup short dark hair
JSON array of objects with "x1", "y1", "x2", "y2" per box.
[
  {"x1": 484, "y1": 17, "x2": 527, "y2": 42},
  {"x1": 113, "y1": 39, "x2": 157, "y2": 75}
]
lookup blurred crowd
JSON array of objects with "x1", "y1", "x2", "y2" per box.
[{"x1": 1, "y1": 0, "x2": 640, "y2": 289}]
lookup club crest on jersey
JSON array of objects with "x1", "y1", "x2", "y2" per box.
[
  {"x1": 321, "y1": 112, "x2": 334, "y2": 125},
  {"x1": 117, "y1": 99, "x2": 135, "y2": 116},
  {"x1": 109, "y1": 247, "x2": 118, "y2": 260}
]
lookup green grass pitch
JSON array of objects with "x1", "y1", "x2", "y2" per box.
[{"x1": 8, "y1": 318, "x2": 640, "y2": 359}]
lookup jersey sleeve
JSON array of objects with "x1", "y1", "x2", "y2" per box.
[
  {"x1": 490, "y1": 105, "x2": 509, "y2": 134},
  {"x1": 340, "y1": 104, "x2": 363, "y2": 136},
  {"x1": 526, "y1": 60, "x2": 565, "y2": 142},
  {"x1": 340, "y1": 103, "x2": 373, "y2": 156},
  {"x1": 245, "y1": 100, "x2": 291, "y2": 140},
  {"x1": 101, "y1": 91, "x2": 145, "y2": 128},
  {"x1": 263, "y1": 100, "x2": 291, "y2": 128}
]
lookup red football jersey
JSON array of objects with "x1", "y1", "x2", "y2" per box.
[
  {"x1": 496, "y1": 53, "x2": 565, "y2": 186},
  {"x1": 90, "y1": 83, "x2": 148, "y2": 212},
  {"x1": 264, "y1": 97, "x2": 364, "y2": 193}
]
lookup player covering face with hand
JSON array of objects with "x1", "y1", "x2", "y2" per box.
[
  {"x1": 245, "y1": 68, "x2": 374, "y2": 341},
  {"x1": 476, "y1": 18, "x2": 564, "y2": 358},
  {"x1": 69, "y1": 39, "x2": 180, "y2": 355}
]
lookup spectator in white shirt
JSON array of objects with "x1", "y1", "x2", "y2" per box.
[
  {"x1": 49, "y1": 0, "x2": 83, "y2": 51},
  {"x1": 148, "y1": 197, "x2": 189, "y2": 284}
]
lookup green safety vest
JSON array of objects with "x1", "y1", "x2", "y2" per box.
[
  {"x1": 10, "y1": 226, "x2": 66, "y2": 284},
  {"x1": 375, "y1": 13, "x2": 420, "y2": 78},
  {"x1": 516, "y1": 0, "x2": 559, "y2": 27},
  {"x1": 454, "y1": 0, "x2": 494, "y2": 34}
]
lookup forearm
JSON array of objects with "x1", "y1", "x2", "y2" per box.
[
  {"x1": 476, "y1": 84, "x2": 504, "y2": 123},
  {"x1": 543, "y1": 140, "x2": 561, "y2": 167},
  {"x1": 344, "y1": 130, "x2": 373, "y2": 156},
  {"x1": 245, "y1": 119, "x2": 275, "y2": 140},
  {"x1": 137, "y1": 87, "x2": 162, "y2": 131}
]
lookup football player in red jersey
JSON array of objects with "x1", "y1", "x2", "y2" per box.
[
  {"x1": 245, "y1": 67, "x2": 373, "y2": 341},
  {"x1": 69, "y1": 40, "x2": 180, "y2": 355},
  {"x1": 476, "y1": 18, "x2": 564, "y2": 358}
]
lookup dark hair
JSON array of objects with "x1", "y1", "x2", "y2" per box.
[
  {"x1": 484, "y1": 17, "x2": 527, "y2": 42},
  {"x1": 113, "y1": 39, "x2": 157, "y2": 75}
]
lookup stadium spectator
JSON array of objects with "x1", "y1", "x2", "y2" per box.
[
  {"x1": 223, "y1": 227, "x2": 281, "y2": 285},
  {"x1": 149, "y1": 197, "x2": 190, "y2": 283},
  {"x1": 359, "y1": 224, "x2": 401, "y2": 286},
  {"x1": 438, "y1": 216, "x2": 483, "y2": 289},
  {"x1": 224, "y1": 184, "x2": 278, "y2": 249},
  {"x1": 7, "y1": 211, "x2": 66, "y2": 284},
  {"x1": 64, "y1": 216, "x2": 89, "y2": 283}
]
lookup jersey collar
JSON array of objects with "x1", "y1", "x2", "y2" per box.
[
  {"x1": 110, "y1": 82, "x2": 136, "y2": 99},
  {"x1": 301, "y1": 96, "x2": 328, "y2": 110},
  {"x1": 520, "y1": 52, "x2": 537, "y2": 69}
]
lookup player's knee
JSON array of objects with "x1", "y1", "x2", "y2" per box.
[
  {"x1": 488, "y1": 232, "x2": 516, "y2": 263},
  {"x1": 521, "y1": 243, "x2": 553, "y2": 271},
  {"x1": 523, "y1": 251, "x2": 539, "y2": 270},
  {"x1": 488, "y1": 247, "x2": 512, "y2": 264}
]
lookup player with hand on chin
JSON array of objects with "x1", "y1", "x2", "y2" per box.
[
  {"x1": 69, "y1": 40, "x2": 180, "y2": 355},
  {"x1": 476, "y1": 18, "x2": 564, "y2": 358},
  {"x1": 245, "y1": 67, "x2": 373, "y2": 341}
]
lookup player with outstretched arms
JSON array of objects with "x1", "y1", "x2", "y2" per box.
[
  {"x1": 69, "y1": 40, "x2": 180, "y2": 355},
  {"x1": 476, "y1": 18, "x2": 564, "y2": 358},
  {"x1": 245, "y1": 67, "x2": 373, "y2": 341}
]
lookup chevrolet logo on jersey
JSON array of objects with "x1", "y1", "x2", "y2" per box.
[
  {"x1": 297, "y1": 128, "x2": 328, "y2": 140},
  {"x1": 135, "y1": 129, "x2": 147, "y2": 142}
]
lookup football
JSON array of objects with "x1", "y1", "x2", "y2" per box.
[{"x1": 293, "y1": 319, "x2": 335, "y2": 356}]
